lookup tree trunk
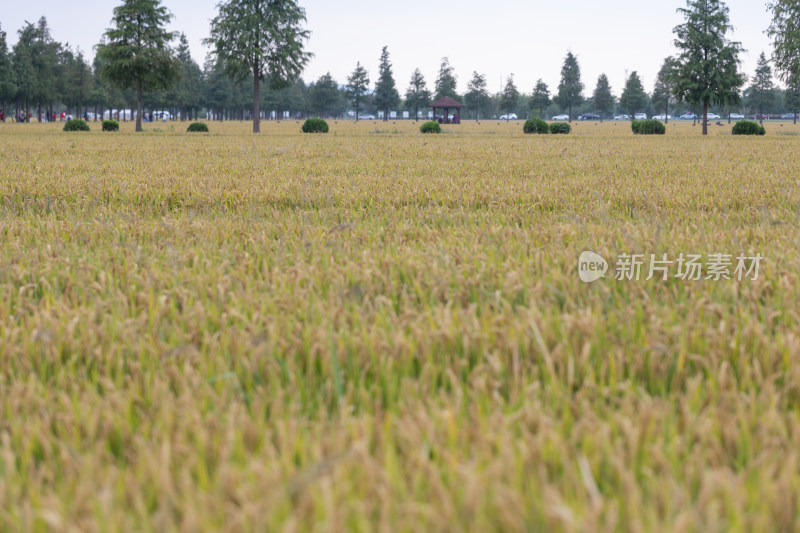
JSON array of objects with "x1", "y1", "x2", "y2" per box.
[
  {"x1": 568, "y1": 102, "x2": 572, "y2": 123},
  {"x1": 702, "y1": 100, "x2": 708, "y2": 136},
  {"x1": 253, "y1": 73, "x2": 261, "y2": 133},
  {"x1": 135, "y1": 79, "x2": 143, "y2": 132}
]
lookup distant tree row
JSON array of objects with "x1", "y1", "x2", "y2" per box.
[{"x1": 3, "y1": 0, "x2": 800, "y2": 134}]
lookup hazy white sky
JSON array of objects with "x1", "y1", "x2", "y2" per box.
[{"x1": 2, "y1": 0, "x2": 776, "y2": 95}]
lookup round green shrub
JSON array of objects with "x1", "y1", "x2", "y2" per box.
[
  {"x1": 420, "y1": 121, "x2": 441, "y2": 134},
  {"x1": 102, "y1": 119, "x2": 119, "y2": 132},
  {"x1": 63, "y1": 119, "x2": 90, "y2": 132},
  {"x1": 732, "y1": 120, "x2": 766, "y2": 136},
  {"x1": 549, "y1": 122, "x2": 571, "y2": 134},
  {"x1": 301, "y1": 118, "x2": 329, "y2": 133},
  {"x1": 187, "y1": 122, "x2": 209, "y2": 133},
  {"x1": 523, "y1": 117, "x2": 549, "y2": 134},
  {"x1": 632, "y1": 119, "x2": 666, "y2": 135}
]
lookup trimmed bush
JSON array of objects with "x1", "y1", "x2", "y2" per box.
[
  {"x1": 420, "y1": 121, "x2": 441, "y2": 134},
  {"x1": 523, "y1": 117, "x2": 549, "y2": 134},
  {"x1": 63, "y1": 119, "x2": 90, "y2": 132},
  {"x1": 187, "y1": 122, "x2": 209, "y2": 132},
  {"x1": 301, "y1": 118, "x2": 329, "y2": 133},
  {"x1": 732, "y1": 120, "x2": 766, "y2": 136},
  {"x1": 632, "y1": 119, "x2": 666, "y2": 135},
  {"x1": 549, "y1": 122, "x2": 571, "y2": 134},
  {"x1": 102, "y1": 120, "x2": 119, "y2": 132}
]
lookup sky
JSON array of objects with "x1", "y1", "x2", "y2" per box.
[{"x1": 1, "y1": 0, "x2": 777, "y2": 96}]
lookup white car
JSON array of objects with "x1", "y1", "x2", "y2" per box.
[
  {"x1": 552, "y1": 114, "x2": 569, "y2": 120},
  {"x1": 678, "y1": 113, "x2": 697, "y2": 120},
  {"x1": 499, "y1": 113, "x2": 518, "y2": 120},
  {"x1": 704, "y1": 113, "x2": 721, "y2": 120},
  {"x1": 613, "y1": 114, "x2": 630, "y2": 120},
  {"x1": 652, "y1": 114, "x2": 673, "y2": 121},
  {"x1": 729, "y1": 113, "x2": 745, "y2": 119},
  {"x1": 358, "y1": 114, "x2": 376, "y2": 120},
  {"x1": 634, "y1": 113, "x2": 648, "y2": 120}
]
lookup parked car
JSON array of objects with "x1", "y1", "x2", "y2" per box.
[
  {"x1": 499, "y1": 113, "x2": 518, "y2": 120},
  {"x1": 652, "y1": 114, "x2": 673, "y2": 121},
  {"x1": 703, "y1": 113, "x2": 721, "y2": 120},
  {"x1": 634, "y1": 113, "x2": 648, "y2": 120},
  {"x1": 552, "y1": 114, "x2": 570, "y2": 120},
  {"x1": 729, "y1": 113, "x2": 745, "y2": 120},
  {"x1": 781, "y1": 113, "x2": 797, "y2": 120},
  {"x1": 358, "y1": 114, "x2": 376, "y2": 120},
  {"x1": 750, "y1": 113, "x2": 769, "y2": 120},
  {"x1": 678, "y1": 113, "x2": 697, "y2": 120},
  {"x1": 613, "y1": 114, "x2": 630, "y2": 121},
  {"x1": 578, "y1": 113, "x2": 600, "y2": 121}
]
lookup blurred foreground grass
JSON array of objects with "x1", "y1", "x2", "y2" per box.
[{"x1": 1, "y1": 119, "x2": 799, "y2": 532}]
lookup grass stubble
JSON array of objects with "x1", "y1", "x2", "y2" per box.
[{"x1": 0, "y1": 119, "x2": 799, "y2": 532}]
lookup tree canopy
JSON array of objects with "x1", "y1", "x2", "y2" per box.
[
  {"x1": 464, "y1": 71, "x2": 490, "y2": 121},
  {"x1": 592, "y1": 74, "x2": 614, "y2": 121},
  {"x1": 499, "y1": 75, "x2": 519, "y2": 120},
  {"x1": 434, "y1": 57, "x2": 459, "y2": 102},
  {"x1": 310, "y1": 72, "x2": 341, "y2": 118},
  {"x1": 619, "y1": 71, "x2": 648, "y2": 119},
  {"x1": 767, "y1": 0, "x2": 800, "y2": 123},
  {"x1": 405, "y1": 68, "x2": 431, "y2": 121},
  {"x1": 672, "y1": 0, "x2": 744, "y2": 134},
  {"x1": 0, "y1": 23, "x2": 17, "y2": 117},
  {"x1": 373, "y1": 46, "x2": 399, "y2": 121},
  {"x1": 96, "y1": 0, "x2": 180, "y2": 132},
  {"x1": 749, "y1": 52, "x2": 774, "y2": 124},
  {"x1": 529, "y1": 79, "x2": 551, "y2": 119},
  {"x1": 557, "y1": 51, "x2": 583, "y2": 122},
  {"x1": 346, "y1": 62, "x2": 369, "y2": 121},
  {"x1": 651, "y1": 57, "x2": 676, "y2": 121},
  {"x1": 206, "y1": 0, "x2": 311, "y2": 133}
]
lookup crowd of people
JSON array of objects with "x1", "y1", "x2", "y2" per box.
[
  {"x1": 0, "y1": 108, "x2": 92, "y2": 123},
  {"x1": 0, "y1": 108, "x2": 169, "y2": 123}
]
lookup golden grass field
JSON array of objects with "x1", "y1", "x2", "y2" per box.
[{"x1": 1, "y1": 118, "x2": 800, "y2": 532}]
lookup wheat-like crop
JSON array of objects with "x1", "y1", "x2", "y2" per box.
[{"x1": 1, "y1": 119, "x2": 799, "y2": 532}]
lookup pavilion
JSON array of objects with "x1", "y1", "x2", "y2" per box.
[{"x1": 429, "y1": 96, "x2": 463, "y2": 124}]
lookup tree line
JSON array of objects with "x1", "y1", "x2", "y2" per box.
[{"x1": 1, "y1": 0, "x2": 800, "y2": 135}]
